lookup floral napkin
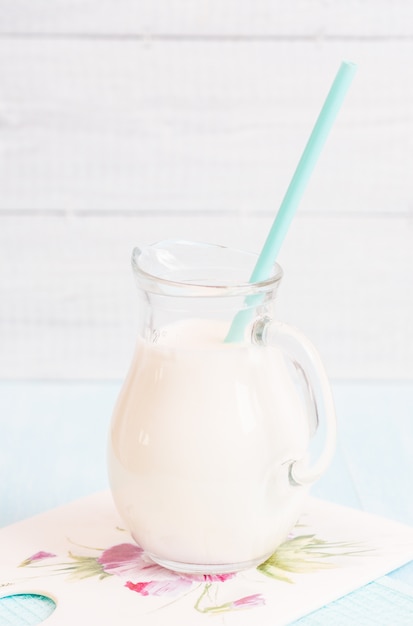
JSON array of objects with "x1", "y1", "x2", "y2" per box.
[{"x1": 1, "y1": 492, "x2": 413, "y2": 626}]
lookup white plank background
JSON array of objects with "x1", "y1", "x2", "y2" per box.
[
  {"x1": 1, "y1": 1, "x2": 413, "y2": 37},
  {"x1": 0, "y1": 1, "x2": 412, "y2": 380}
]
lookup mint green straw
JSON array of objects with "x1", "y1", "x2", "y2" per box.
[{"x1": 225, "y1": 61, "x2": 357, "y2": 343}]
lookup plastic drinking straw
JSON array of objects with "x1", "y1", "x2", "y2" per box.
[{"x1": 225, "y1": 60, "x2": 357, "y2": 343}]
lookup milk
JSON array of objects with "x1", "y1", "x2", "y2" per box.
[{"x1": 108, "y1": 318, "x2": 310, "y2": 572}]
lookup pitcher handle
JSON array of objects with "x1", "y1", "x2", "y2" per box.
[{"x1": 253, "y1": 317, "x2": 337, "y2": 486}]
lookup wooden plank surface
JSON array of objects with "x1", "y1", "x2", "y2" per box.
[
  {"x1": 1, "y1": 213, "x2": 412, "y2": 380},
  {"x1": 0, "y1": 38, "x2": 412, "y2": 215},
  {"x1": 1, "y1": 1, "x2": 412, "y2": 37},
  {"x1": 1, "y1": 2, "x2": 412, "y2": 383}
]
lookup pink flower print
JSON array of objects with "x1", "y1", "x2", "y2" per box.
[
  {"x1": 181, "y1": 571, "x2": 235, "y2": 583},
  {"x1": 98, "y1": 543, "x2": 142, "y2": 573},
  {"x1": 97, "y1": 543, "x2": 161, "y2": 579},
  {"x1": 19, "y1": 551, "x2": 56, "y2": 567},
  {"x1": 125, "y1": 578, "x2": 193, "y2": 597},
  {"x1": 231, "y1": 593, "x2": 266, "y2": 609}
]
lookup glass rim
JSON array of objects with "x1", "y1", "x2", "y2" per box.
[{"x1": 131, "y1": 240, "x2": 283, "y2": 297}]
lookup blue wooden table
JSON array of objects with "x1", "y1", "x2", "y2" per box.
[{"x1": 1, "y1": 380, "x2": 412, "y2": 624}]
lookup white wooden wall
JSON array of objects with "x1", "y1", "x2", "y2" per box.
[{"x1": 1, "y1": 1, "x2": 412, "y2": 380}]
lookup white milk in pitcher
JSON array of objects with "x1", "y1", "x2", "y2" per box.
[{"x1": 108, "y1": 318, "x2": 310, "y2": 572}]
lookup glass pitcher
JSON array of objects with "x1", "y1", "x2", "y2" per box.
[{"x1": 108, "y1": 240, "x2": 336, "y2": 575}]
